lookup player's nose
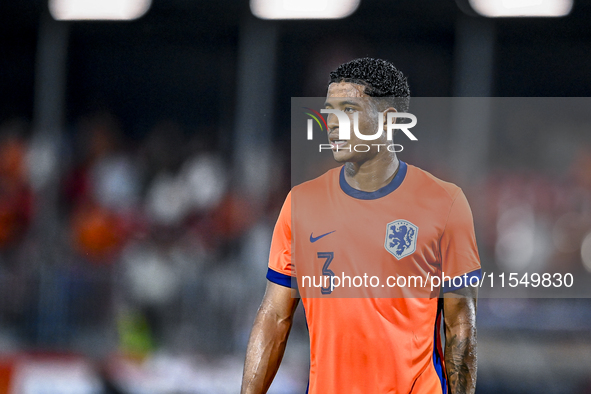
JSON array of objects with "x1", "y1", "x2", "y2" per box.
[{"x1": 327, "y1": 113, "x2": 339, "y2": 131}]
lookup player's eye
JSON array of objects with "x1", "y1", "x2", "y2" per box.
[{"x1": 344, "y1": 107, "x2": 355, "y2": 112}]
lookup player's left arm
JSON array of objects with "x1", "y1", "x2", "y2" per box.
[
  {"x1": 440, "y1": 188, "x2": 480, "y2": 394},
  {"x1": 443, "y1": 286, "x2": 478, "y2": 394}
]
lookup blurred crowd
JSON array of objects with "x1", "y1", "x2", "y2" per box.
[
  {"x1": 0, "y1": 112, "x2": 289, "y2": 358},
  {"x1": 473, "y1": 147, "x2": 591, "y2": 278}
]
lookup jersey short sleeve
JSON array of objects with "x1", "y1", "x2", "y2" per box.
[
  {"x1": 440, "y1": 189, "x2": 482, "y2": 292},
  {"x1": 266, "y1": 191, "x2": 295, "y2": 288}
]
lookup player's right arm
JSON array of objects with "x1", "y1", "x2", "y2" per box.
[
  {"x1": 241, "y1": 191, "x2": 297, "y2": 394},
  {"x1": 241, "y1": 282, "x2": 299, "y2": 394}
]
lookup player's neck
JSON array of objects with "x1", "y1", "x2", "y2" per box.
[{"x1": 344, "y1": 153, "x2": 399, "y2": 192}]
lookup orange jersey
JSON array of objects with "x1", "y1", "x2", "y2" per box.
[{"x1": 267, "y1": 161, "x2": 481, "y2": 393}]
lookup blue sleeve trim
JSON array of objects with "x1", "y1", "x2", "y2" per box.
[
  {"x1": 433, "y1": 299, "x2": 447, "y2": 394},
  {"x1": 266, "y1": 268, "x2": 296, "y2": 288},
  {"x1": 442, "y1": 269, "x2": 482, "y2": 293}
]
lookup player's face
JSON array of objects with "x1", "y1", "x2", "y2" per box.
[{"x1": 324, "y1": 82, "x2": 390, "y2": 164}]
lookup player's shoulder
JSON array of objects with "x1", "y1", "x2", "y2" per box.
[
  {"x1": 292, "y1": 166, "x2": 340, "y2": 196},
  {"x1": 406, "y1": 163, "x2": 462, "y2": 202}
]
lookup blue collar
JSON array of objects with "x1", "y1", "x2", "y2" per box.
[{"x1": 339, "y1": 161, "x2": 407, "y2": 200}]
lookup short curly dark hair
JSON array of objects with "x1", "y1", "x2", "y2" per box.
[{"x1": 329, "y1": 58, "x2": 410, "y2": 113}]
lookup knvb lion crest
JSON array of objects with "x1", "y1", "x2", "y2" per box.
[{"x1": 385, "y1": 220, "x2": 418, "y2": 260}]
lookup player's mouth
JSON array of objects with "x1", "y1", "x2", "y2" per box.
[
  {"x1": 329, "y1": 135, "x2": 348, "y2": 149},
  {"x1": 330, "y1": 140, "x2": 348, "y2": 149}
]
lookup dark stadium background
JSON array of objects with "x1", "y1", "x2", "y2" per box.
[{"x1": 1, "y1": 0, "x2": 591, "y2": 393}]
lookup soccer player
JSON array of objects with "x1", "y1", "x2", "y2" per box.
[{"x1": 241, "y1": 58, "x2": 480, "y2": 394}]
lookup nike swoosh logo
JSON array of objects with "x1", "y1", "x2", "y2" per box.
[{"x1": 310, "y1": 231, "x2": 336, "y2": 243}]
